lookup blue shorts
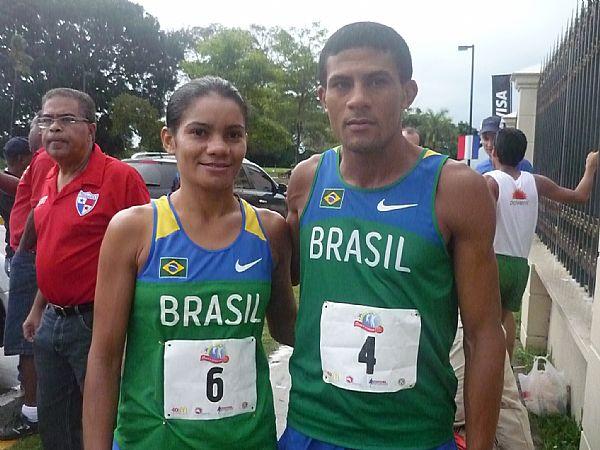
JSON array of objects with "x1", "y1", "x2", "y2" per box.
[
  {"x1": 3, "y1": 251, "x2": 37, "y2": 356},
  {"x1": 278, "y1": 426, "x2": 458, "y2": 450}
]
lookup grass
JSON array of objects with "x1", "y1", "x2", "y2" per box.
[
  {"x1": 9, "y1": 435, "x2": 41, "y2": 449},
  {"x1": 530, "y1": 414, "x2": 581, "y2": 449},
  {"x1": 263, "y1": 167, "x2": 291, "y2": 177},
  {"x1": 513, "y1": 343, "x2": 546, "y2": 373}
]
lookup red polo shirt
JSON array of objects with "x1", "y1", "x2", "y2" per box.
[
  {"x1": 9, "y1": 148, "x2": 56, "y2": 251},
  {"x1": 34, "y1": 145, "x2": 150, "y2": 306}
]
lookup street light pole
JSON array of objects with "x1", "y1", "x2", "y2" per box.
[{"x1": 458, "y1": 44, "x2": 475, "y2": 166}]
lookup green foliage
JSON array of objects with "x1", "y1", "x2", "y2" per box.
[
  {"x1": 514, "y1": 344, "x2": 546, "y2": 373},
  {"x1": 403, "y1": 108, "x2": 463, "y2": 159},
  {"x1": 110, "y1": 93, "x2": 162, "y2": 157},
  {"x1": 182, "y1": 24, "x2": 334, "y2": 167},
  {"x1": 530, "y1": 413, "x2": 581, "y2": 449},
  {"x1": 0, "y1": 0, "x2": 184, "y2": 154}
]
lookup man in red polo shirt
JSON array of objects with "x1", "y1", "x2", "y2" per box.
[
  {"x1": 21, "y1": 88, "x2": 150, "y2": 450},
  {"x1": 0, "y1": 116, "x2": 52, "y2": 440}
]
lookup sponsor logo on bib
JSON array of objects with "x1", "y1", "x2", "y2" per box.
[
  {"x1": 354, "y1": 312, "x2": 384, "y2": 334},
  {"x1": 200, "y1": 344, "x2": 230, "y2": 364}
]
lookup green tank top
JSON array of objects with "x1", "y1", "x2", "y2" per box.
[
  {"x1": 288, "y1": 148, "x2": 458, "y2": 449},
  {"x1": 114, "y1": 196, "x2": 276, "y2": 449}
]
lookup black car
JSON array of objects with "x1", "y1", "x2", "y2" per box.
[{"x1": 123, "y1": 154, "x2": 288, "y2": 216}]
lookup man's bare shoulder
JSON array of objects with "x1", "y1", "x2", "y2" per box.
[
  {"x1": 287, "y1": 153, "x2": 322, "y2": 214},
  {"x1": 437, "y1": 160, "x2": 495, "y2": 236},
  {"x1": 289, "y1": 154, "x2": 321, "y2": 189}
]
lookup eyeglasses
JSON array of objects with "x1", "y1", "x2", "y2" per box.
[{"x1": 37, "y1": 116, "x2": 91, "y2": 129}]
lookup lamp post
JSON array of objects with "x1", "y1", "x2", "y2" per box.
[{"x1": 458, "y1": 44, "x2": 475, "y2": 165}]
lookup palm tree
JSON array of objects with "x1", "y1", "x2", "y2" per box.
[{"x1": 8, "y1": 34, "x2": 33, "y2": 135}]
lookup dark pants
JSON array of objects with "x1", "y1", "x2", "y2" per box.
[
  {"x1": 4, "y1": 251, "x2": 37, "y2": 355},
  {"x1": 33, "y1": 305, "x2": 93, "y2": 450}
]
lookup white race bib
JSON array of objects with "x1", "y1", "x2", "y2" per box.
[
  {"x1": 320, "y1": 301, "x2": 421, "y2": 393},
  {"x1": 163, "y1": 337, "x2": 256, "y2": 420}
]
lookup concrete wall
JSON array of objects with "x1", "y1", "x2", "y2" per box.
[{"x1": 511, "y1": 69, "x2": 540, "y2": 163}]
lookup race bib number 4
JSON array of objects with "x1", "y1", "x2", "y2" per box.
[
  {"x1": 320, "y1": 301, "x2": 421, "y2": 393},
  {"x1": 163, "y1": 337, "x2": 257, "y2": 420}
]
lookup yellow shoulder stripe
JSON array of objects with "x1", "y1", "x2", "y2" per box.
[
  {"x1": 423, "y1": 149, "x2": 440, "y2": 159},
  {"x1": 155, "y1": 196, "x2": 179, "y2": 240},
  {"x1": 242, "y1": 199, "x2": 266, "y2": 241}
]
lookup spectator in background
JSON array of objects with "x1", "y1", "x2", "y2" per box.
[
  {"x1": 0, "y1": 137, "x2": 32, "y2": 276},
  {"x1": 0, "y1": 116, "x2": 49, "y2": 440},
  {"x1": 476, "y1": 115, "x2": 533, "y2": 174},
  {"x1": 485, "y1": 128, "x2": 598, "y2": 359},
  {"x1": 21, "y1": 88, "x2": 149, "y2": 450}
]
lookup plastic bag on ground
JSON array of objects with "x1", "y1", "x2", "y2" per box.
[{"x1": 518, "y1": 356, "x2": 567, "y2": 416}]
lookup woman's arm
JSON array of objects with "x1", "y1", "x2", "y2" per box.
[
  {"x1": 83, "y1": 205, "x2": 152, "y2": 450},
  {"x1": 260, "y1": 209, "x2": 297, "y2": 347}
]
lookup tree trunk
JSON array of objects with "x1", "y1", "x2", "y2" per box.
[{"x1": 10, "y1": 69, "x2": 18, "y2": 136}]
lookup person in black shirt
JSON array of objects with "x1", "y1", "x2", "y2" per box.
[{"x1": 1, "y1": 137, "x2": 33, "y2": 276}]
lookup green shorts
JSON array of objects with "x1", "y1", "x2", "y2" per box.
[{"x1": 497, "y1": 254, "x2": 530, "y2": 312}]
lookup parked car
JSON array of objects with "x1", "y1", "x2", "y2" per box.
[{"x1": 123, "y1": 154, "x2": 288, "y2": 216}]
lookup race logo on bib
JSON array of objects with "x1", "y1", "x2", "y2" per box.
[
  {"x1": 354, "y1": 312, "x2": 384, "y2": 334},
  {"x1": 75, "y1": 190, "x2": 99, "y2": 216},
  {"x1": 200, "y1": 344, "x2": 230, "y2": 364}
]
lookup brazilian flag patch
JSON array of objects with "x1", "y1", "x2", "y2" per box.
[
  {"x1": 320, "y1": 188, "x2": 345, "y2": 209},
  {"x1": 159, "y1": 257, "x2": 188, "y2": 278}
]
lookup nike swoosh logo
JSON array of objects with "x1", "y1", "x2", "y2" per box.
[
  {"x1": 235, "y1": 258, "x2": 262, "y2": 273},
  {"x1": 376, "y1": 200, "x2": 418, "y2": 212}
]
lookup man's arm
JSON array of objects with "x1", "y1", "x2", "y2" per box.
[
  {"x1": 0, "y1": 171, "x2": 20, "y2": 196},
  {"x1": 16, "y1": 210, "x2": 36, "y2": 252},
  {"x1": 437, "y1": 162, "x2": 505, "y2": 450},
  {"x1": 23, "y1": 289, "x2": 47, "y2": 342},
  {"x1": 286, "y1": 155, "x2": 320, "y2": 285},
  {"x1": 260, "y1": 209, "x2": 297, "y2": 347},
  {"x1": 535, "y1": 151, "x2": 598, "y2": 203},
  {"x1": 83, "y1": 206, "x2": 150, "y2": 450}
]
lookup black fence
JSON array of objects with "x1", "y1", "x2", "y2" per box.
[{"x1": 535, "y1": 1, "x2": 600, "y2": 295}]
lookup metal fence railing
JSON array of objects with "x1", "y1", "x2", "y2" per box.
[{"x1": 535, "y1": 1, "x2": 600, "y2": 295}]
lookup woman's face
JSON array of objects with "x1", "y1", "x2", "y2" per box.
[{"x1": 163, "y1": 93, "x2": 247, "y2": 192}]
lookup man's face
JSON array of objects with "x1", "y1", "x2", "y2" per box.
[
  {"x1": 318, "y1": 47, "x2": 417, "y2": 154},
  {"x1": 40, "y1": 96, "x2": 95, "y2": 165},
  {"x1": 481, "y1": 131, "x2": 496, "y2": 157}
]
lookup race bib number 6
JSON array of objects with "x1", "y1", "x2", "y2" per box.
[
  {"x1": 320, "y1": 301, "x2": 421, "y2": 393},
  {"x1": 163, "y1": 337, "x2": 256, "y2": 420}
]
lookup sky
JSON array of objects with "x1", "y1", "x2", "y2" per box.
[{"x1": 135, "y1": 0, "x2": 581, "y2": 129}]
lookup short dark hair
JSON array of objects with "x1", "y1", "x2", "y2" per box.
[
  {"x1": 494, "y1": 128, "x2": 527, "y2": 167},
  {"x1": 41, "y1": 88, "x2": 96, "y2": 123},
  {"x1": 318, "y1": 22, "x2": 413, "y2": 86},
  {"x1": 166, "y1": 76, "x2": 248, "y2": 132}
]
